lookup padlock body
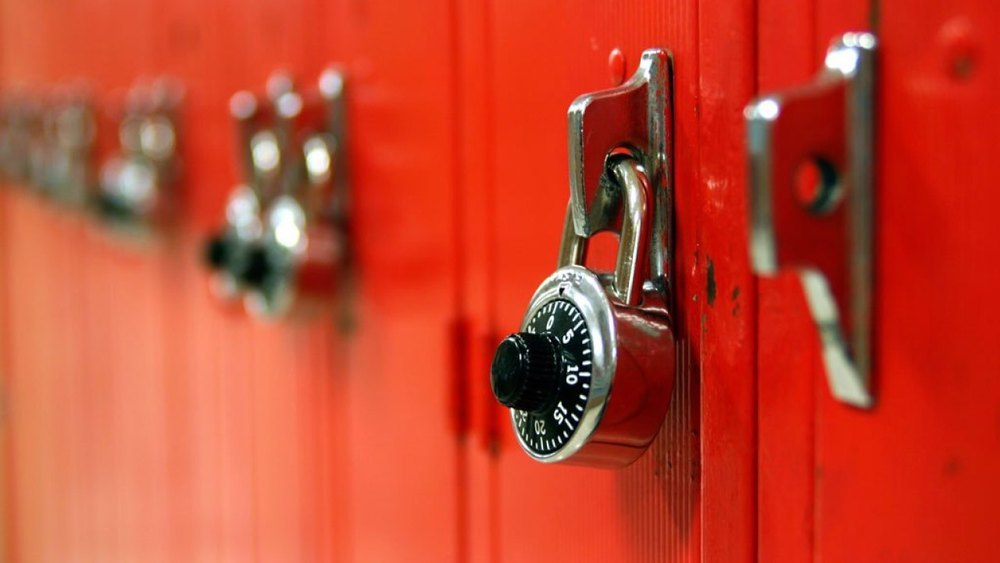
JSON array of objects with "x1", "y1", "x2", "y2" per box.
[
  {"x1": 576, "y1": 291, "x2": 675, "y2": 467},
  {"x1": 242, "y1": 195, "x2": 344, "y2": 318},
  {"x1": 205, "y1": 185, "x2": 264, "y2": 305},
  {"x1": 243, "y1": 227, "x2": 342, "y2": 318},
  {"x1": 513, "y1": 265, "x2": 675, "y2": 467}
]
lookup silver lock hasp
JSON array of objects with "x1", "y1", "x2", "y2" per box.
[{"x1": 746, "y1": 32, "x2": 877, "y2": 408}]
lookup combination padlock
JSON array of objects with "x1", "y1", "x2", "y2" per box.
[
  {"x1": 0, "y1": 96, "x2": 42, "y2": 184},
  {"x1": 97, "y1": 79, "x2": 182, "y2": 230},
  {"x1": 204, "y1": 81, "x2": 283, "y2": 301},
  {"x1": 243, "y1": 67, "x2": 348, "y2": 317},
  {"x1": 205, "y1": 68, "x2": 348, "y2": 318},
  {"x1": 32, "y1": 91, "x2": 97, "y2": 205},
  {"x1": 490, "y1": 49, "x2": 675, "y2": 467}
]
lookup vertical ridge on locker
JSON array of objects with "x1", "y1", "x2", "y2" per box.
[
  {"x1": 810, "y1": 3, "x2": 869, "y2": 562},
  {"x1": 0, "y1": 188, "x2": 17, "y2": 563},
  {"x1": 453, "y1": 0, "x2": 500, "y2": 556},
  {"x1": 755, "y1": 0, "x2": 822, "y2": 560},
  {"x1": 335, "y1": 0, "x2": 465, "y2": 556},
  {"x1": 697, "y1": 0, "x2": 759, "y2": 559},
  {"x1": 445, "y1": 0, "x2": 473, "y2": 559},
  {"x1": 0, "y1": 136, "x2": 10, "y2": 563}
]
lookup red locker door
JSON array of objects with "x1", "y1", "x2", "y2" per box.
[
  {"x1": 756, "y1": 0, "x2": 1000, "y2": 561},
  {"x1": 461, "y1": 1, "x2": 758, "y2": 561},
  {"x1": 329, "y1": 0, "x2": 468, "y2": 560}
]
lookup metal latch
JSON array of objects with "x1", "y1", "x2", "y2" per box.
[
  {"x1": 745, "y1": 32, "x2": 877, "y2": 408},
  {"x1": 34, "y1": 91, "x2": 97, "y2": 205},
  {"x1": 97, "y1": 78, "x2": 182, "y2": 231},
  {"x1": 0, "y1": 96, "x2": 42, "y2": 185},
  {"x1": 0, "y1": 89, "x2": 100, "y2": 208},
  {"x1": 568, "y1": 49, "x2": 672, "y2": 295},
  {"x1": 205, "y1": 68, "x2": 349, "y2": 318}
]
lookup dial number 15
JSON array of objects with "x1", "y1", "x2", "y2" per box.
[{"x1": 552, "y1": 402, "x2": 570, "y2": 427}]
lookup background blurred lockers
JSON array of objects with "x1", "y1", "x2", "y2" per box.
[{"x1": 0, "y1": 0, "x2": 998, "y2": 561}]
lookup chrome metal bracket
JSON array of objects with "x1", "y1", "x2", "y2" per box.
[
  {"x1": 36, "y1": 94, "x2": 97, "y2": 205},
  {"x1": 317, "y1": 66, "x2": 349, "y2": 227},
  {"x1": 746, "y1": 32, "x2": 877, "y2": 408},
  {"x1": 98, "y1": 79, "x2": 182, "y2": 225},
  {"x1": 0, "y1": 97, "x2": 41, "y2": 184},
  {"x1": 207, "y1": 67, "x2": 349, "y2": 317},
  {"x1": 567, "y1": 48, "x2": 673, "y2": 295}
]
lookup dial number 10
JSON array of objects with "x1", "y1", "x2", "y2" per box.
[{"x1": 566, "y1": 364, "x2": 579, "y2": 385}]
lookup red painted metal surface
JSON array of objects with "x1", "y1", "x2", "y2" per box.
[
  {"x1": 0, "y1": 0, "x2": 997, "y2": 561},
  {"x1": 331, "y1": 0, "x2": 466, "y2": 559},
  {"x1": 756, "y1": 1, "x2": 839, "y2": 560},
  {"x1": 819, "y1": 1, "x2": 1000, "y2": 560},
  {"x1": 756, "y1": 1, "x2": 1000, "y2": 562}
]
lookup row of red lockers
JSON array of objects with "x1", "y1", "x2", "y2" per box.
[{"x1": 0, "y1": 0, "x2": 998, "y2": 561}]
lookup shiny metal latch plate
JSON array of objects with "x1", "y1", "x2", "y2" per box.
[
  {"x1": 33, "y1": 92, "x2": 97, "y2": 205},
  {"x1": 97, "y1": 79, "x2": 183, "y2": 230},
  {"x1": 568, "y1": 49, "x2": 673, "y2": 297},
  {"x1": 746, "y1": 32, "x2": 877, "y2": 408},
  {"x1": 205, "y1": 67, "x2": 349, "y2": 319}
]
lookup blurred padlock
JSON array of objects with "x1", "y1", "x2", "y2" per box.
[
  {"x1": 31, "y1": 88, "x2": 97, "y2": 205},
  {"x1": 0, "y1": 95, "x2": 43, "y2": 185},
  {"x1": 96, "y1": 78, "x2": 183, "y2": 234},
  {"x1": 205, "y1": 67, "x2": 349, "y2": 318}
]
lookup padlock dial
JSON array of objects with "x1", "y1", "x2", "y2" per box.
[
  {"x1": 490, "y1": 333, "x2": 562, "y2": 413},
  {"x1": 492, "y1": 298, "x2": 595, "y2": 457}
]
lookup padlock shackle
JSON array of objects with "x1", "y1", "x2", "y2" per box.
[{"x1": 558, "y1": 156, "x2": 651, "y2": 307}]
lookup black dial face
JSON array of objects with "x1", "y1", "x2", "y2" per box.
[{"x1": 516, "y1": 298, "x2": 594, "y2": 456}]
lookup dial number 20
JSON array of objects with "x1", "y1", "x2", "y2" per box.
[{"x1": 533, "y1": 419, "x2": 546, "y2": 435}]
